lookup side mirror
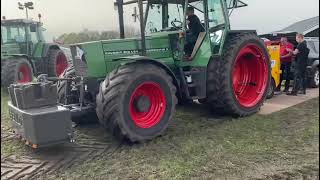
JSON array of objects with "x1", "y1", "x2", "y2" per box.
[{"x1": 30, "y1": 24, "x2": 37, "y2": 32}]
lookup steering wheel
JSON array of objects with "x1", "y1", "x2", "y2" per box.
[{"x1": 171, "y1": 19, "x2": 183, "y2": 30}]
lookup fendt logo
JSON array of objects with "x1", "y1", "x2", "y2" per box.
[{"x1": 104, "y1": 48, "x2": 169, "y2": 55}]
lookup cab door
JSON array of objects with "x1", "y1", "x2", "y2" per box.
[
  {"x1": 206, "y1": 0, "x2": 229, "y2": 55},
  {"x1": 28, "y1": 24, "x2": 43, "y2": 58}
]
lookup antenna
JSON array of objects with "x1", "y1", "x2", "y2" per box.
[{"x1": 38, "y1": 13, "x2": 42, "y2": 22}]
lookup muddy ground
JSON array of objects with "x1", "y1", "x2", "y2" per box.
[{"x1": 1, "y1": 90, "x2": 319, "y2": 180}]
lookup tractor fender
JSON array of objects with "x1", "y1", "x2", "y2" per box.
[
  {"x1": 119, "y1": 56, "x2": 181, "y2": 96},
  {"x1": 42, "y1": 43, "x2": 61, "y2": 57},
  {"x1": 227, "y1": 30, "x2": 258, "y2": 38},
  {"x1": 5, "y1": 54, "x2": 37, "y2": 75}
]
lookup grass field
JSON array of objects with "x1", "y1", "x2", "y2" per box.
[{"x1": 1, "y1": 89, "x2": 319, "y2": 180}]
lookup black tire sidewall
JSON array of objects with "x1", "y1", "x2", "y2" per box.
[
  {"x1": 57, "y1": 67, "x2": 77, "y2": 104},
  {"x1": 121, "y1": 73, "x2": 174, "y2": 138}
]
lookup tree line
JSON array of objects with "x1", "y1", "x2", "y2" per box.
[{"x1": 56, "y1": 26, "x2": 139, "y2": 45}]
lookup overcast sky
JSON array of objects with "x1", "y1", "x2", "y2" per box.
[{"x1": 1, "y1": 0, "x2": 319, "y2": 41}]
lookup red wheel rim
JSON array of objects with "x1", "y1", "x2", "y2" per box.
[
  {"x1": 17, "y1": 64, "x2": 32, "y2": 83},
  {"x1": 232, "y1": 44, "x2": 269, "y2": 108},
  {"x1": 56, "y1": 53, "x2": 68, "y2": 76},
  {"x1": 129, "y1": 82, "x2": 167, "y2": 129}
]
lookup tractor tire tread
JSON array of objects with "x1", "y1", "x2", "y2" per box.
[
  {"x1": 96, "y1": 63, "x2": 177, "y2": 142},
  {"x1": 1, "y1": 58, "x2": 33, "y2": 87},
  {"x1": 207, "y1": 32, "x2": 270, "y2": 117}
]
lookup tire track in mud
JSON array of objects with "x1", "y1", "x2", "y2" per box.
[
  {"x1": 254, "y1": 165, "x2": 319, "y2": 180},
  {"x1": 1, "y1": 127, "x2": 15, "y2": 141},
  {"x1": 1, "y1": 125, "x2": 121, "y2": 180}
]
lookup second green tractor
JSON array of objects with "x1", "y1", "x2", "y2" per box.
[{"x1": 1, "y1": 18, "x2": 70, "y2": 87}]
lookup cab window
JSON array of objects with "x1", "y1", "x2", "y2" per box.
[
  {"x1": 29, "y1": 25, "x2": 39, "y2": 43},
  {"x1": 207, "y1": 0, "x2": 227, "y2": 54},
  {"x1": 189, "y1": 1, "x2": 205, "y2": 23},
  {"x1": 1, "y1": 25, "x2": 26, "y2": 44}
]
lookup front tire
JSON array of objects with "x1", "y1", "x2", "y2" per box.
[
  {"x1": 206, "y1": 33, "x2": 271, "y2": 117},
  {"x1": 1, "y1": 58, "x2": 33, "y2": 87},
  {"x1": 48, "y1": 49, "x2": 69, "y2": 77},
  {"x1": 57, "y1": 66, "x2": 78, "y2": 104},
  {"x1": 308, "y1": 67, "x2": 319, "y2": 88},
  {"x1": 96, "y1": 63, "x2": 177, "y2": 142}
]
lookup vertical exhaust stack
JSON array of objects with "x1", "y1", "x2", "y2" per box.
[
  {"x1": 115, "y1": 0, "x2": 125, "y2": 39},
  {"x1": 38, "y1": 13, "x2": 42, "y2": 23},
  {"x1": 138, "y1": 0, "x2": 146, "y2": 55},
  {"x1": 114, "y1": 0, "x2": 146, "y2": 54}
]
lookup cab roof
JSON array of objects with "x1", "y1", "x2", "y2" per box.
[
  {"x1": 1, "y1": 19, "x2": 40, "y2": 26},
  {"x1": 122, "y1": 0, "x2": 218, "y2": 5}
]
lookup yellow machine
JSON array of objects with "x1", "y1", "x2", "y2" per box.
[{"x1": 266, "y1": 42, "x2": 282, "y2": 99}]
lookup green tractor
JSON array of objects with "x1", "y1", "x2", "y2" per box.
[
  {"x1": 1, "y1": 18, "x2": 70, "y2": 87},
  {"x1": 8, "y1": 0, "x2": 271, "y2": 145},
  {"x1": 59, "y1": 0, "x2": 271, "y2": 142}
]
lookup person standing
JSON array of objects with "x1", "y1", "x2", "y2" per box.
[
  {"x1": 276, "y1": 37, "x2": 294, "y2": 92},
  {"x1": 287, "y1": 33, "x2": 310, "y2": 96}
]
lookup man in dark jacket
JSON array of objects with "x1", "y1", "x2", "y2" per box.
[
  {"x1": 287, "y1": 33, "x2": 310, "y2": 96},
  {"x1": 184, "y1": 6, "x2": 204, "y2": 57}
]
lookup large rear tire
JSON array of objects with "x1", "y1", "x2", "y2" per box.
[
  {"x1": 48, "y1": 49, "x2": 69, "y2": 77},
  {"x1": 206, "y1": 33, "x2": 271, "y2": 117},
  {"x1": 96, "y1": 63, "x2": 177, "y2": 142},
  {"x1": 1, "y1": 58, "x2": 33, "y2": 87}
]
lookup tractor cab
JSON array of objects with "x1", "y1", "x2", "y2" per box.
[
  {"x1": 143, "y1": 0, "x2": 215, "y2": 60},
  {"x1": 116, "y1": 0, "x2": 247, "y2": 61},
  {"x1": 1, "y1": 19, "x2": 45, "y2": 57}
]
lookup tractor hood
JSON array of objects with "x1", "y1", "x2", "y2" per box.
[
  {"x1": 70, "y1": 31, "x2": 178, "y2": 78},
  {"x1": 1, "y1": 44, "x2": 21, "y2": 58}
]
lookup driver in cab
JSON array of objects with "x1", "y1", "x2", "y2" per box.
[{"x1": 184, "y1": 6, "x2": 204, "y2": 58}]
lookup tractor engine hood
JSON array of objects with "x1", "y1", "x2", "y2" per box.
[{"x1": 70, "y1": 32, "x2": 177, "y2": 78}]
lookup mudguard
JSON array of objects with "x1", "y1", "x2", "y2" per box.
[{"x1": 118, "y1": 55, "x2": 180, "y2": 89}]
